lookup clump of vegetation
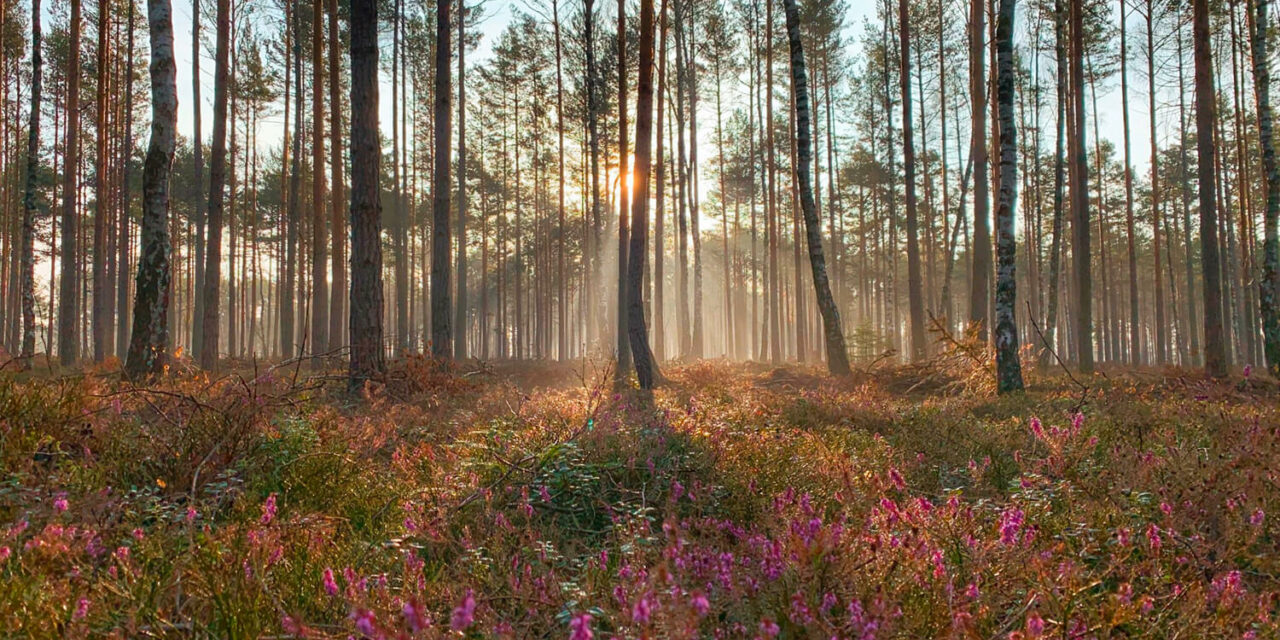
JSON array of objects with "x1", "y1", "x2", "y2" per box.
[{"x1": 0, "y1": 362, "x2": 1276, "y2": 638}]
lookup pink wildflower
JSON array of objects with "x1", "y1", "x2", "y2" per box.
[
  {"x1": 54, "y1": 496, "x2": 68, "y2": 513},
  {"x1": 352, "y1": 608, "x2": 376, "y2": 636},
  {"x1": 759, "y1": 619, "x2": 780, "y2": 638},
  {"x1": 73, "y1": 597, "x2": 89, "y2": 620},
  {"x1": 569, "y1": 613, "x2": 594, "y2": 640},
  {"x1": 999, "y1": 507, "x2": 1024, "y2": 545},
  {"x1": 1146, "y1": 524, "x2": 1162, "y2": 552},
  {"x1": 451, "y1": 589, "x2": 476, "y2": 631},
  {"x1": 1250, "y1": 509, "x2": 1265, "y2": 526},
  {"x1": 322, "y1": 567, "x2": 339, "y2": 596},
  {"x1": 260, "y1": 493, "x2": 277, "y2": 525},
  {"x1": 691, "y1": 592, "x2": 711, "y2": 616},
  {"x1": 1026, "y1": 612, "x2": 1045, "y2": 638}
]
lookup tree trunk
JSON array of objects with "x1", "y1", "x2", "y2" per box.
[
  {"x1": 431, "y1": 0, "x2": 453, "y2": 358},
  {"x1": 92, "y1": 0, "x2": 110, "y2": 362},
  {"x1": 124, "y1": 0, "x2": 177, "y2": 378},
  {"x1": 782, "y1": 0, "x2": 850, "y2": 376},
  {"x1": 199, "y1": 0, "x2": 230, "y2": 369},
  {"x1": 59, "y1": 0, "x2": 83, "y2": 366},
  {"x1": 328, "y1": 0, "x2": 345, "y2": 349},
  {"x1": 348, "y1": 0, "x2": 384, "y2": 387},
  {"x1": 1148, "y1": 0, "x2": 1166, "y2": 364},
  {"x1": 457, "y1": 0, "x2": 470, "y2": 359},
  {"x1": 994, "y1": 0, "x2": 1023, "y2": 392},
  {"x1": 19, "y1": 0, "x2": 43, "y2": 369},
  {"x1": 615, "y1": 0, "x2": 631, "y2": 379},
  {"x1": 310, "y1": 0, "x2": 328, "y2": 358},
  {"x1": 628, "y1": 0, "x2": 661, "y2": 388},
  {"x1": 968, "y1": 0, "x2": 991, "y2": 340},
  {"x1": 1193, "y1": 0, "x2": 1227, "y2": 376},
  {"x1": 899, "y1": 0, "x2": 926, "y2": 361},
  {"x1": 117, "y1": 0, "x2": 137, "y2": 359},
  {"x1": 191, "y1": 0, "x2": 205, "y2": 358},
  {"x1": 1251, "y1": 0, "x2": 1280, "y2": 375},
  {"x1": 1069, "y1": 0, "x2": 1092, "y2": 372},
  {"x1": 1120, "y1": 0, "x2": 1140, "y2": 365}
]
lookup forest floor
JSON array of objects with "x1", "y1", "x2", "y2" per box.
[{"x1": 1, "y1": 352, "x2": 1278, "y2": 638}]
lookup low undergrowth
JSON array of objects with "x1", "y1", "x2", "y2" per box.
[{"x1": 0, "y1": 359, "x2": 1276, "y2": 638}]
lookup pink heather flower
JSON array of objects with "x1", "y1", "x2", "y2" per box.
[
  {"x1": 1160, "y1": 502, "x2": 1172, "y2": 516},
  {"x1": 1116, "y1": 527, "x2": 1132, "y2": 546},
  {"x1": 1243, "y1": 364, "x2": 1253, "y2": 378},
  {"x1": 1026, "y1": 612, "x2": 1045, "y2": 638},
  {"x1": 1250, "y1": 509, "x2": 1265, "y2": 526},
  {"x1": 888, "y1": 468, "x2": 906, "y2": 490},
  {"x1": 281, "y1": 614, "x2": 302, "y2": 635},
  {"x1": 1146, "y1": 524, "x2": 1163, "y2": 552},
  {"x1": 132, "y1": 528, "x2": 145, "y2": 540},
  {"x1": 631, "y1": 592, "x2": 654, "y2": 624},
  {"x1": 185, "y1": 507, "x2": 198, "y2": 523},
  {"x1": 540, "y1": 486, "x2": 552, "y2": 502},
  {"x1": 322, "y1": 567, "x2": 339, "y2": 596},
  {"x1": 0, "y1": 546, "x2": 10, "y2": 563},
  {"x1": 1030, "y1": 417, "x2": 1044, "y2": 440},
  {"x1": 451, "y1": 589, "x2": 476, "y2": 631},
  {"x1": 759, "y1": 619, "x2": 780, "y2": 638},
  {"x1": 54, "y1": 496, "x2": 69, "y2": 513},
  {"x1": 73, "y1": 597, "x2": 90, "y2": 620},
  {"x1": 260, "y1": 494, "x2": 278, "y2": 525},
  {"x1": 569, "y1": 612, "x2": 594, "y2": 640},
  {"x1": 402, "y1": 600, "x2": 428, "y2": 633},
  {"x1": 352, "y1": 608, "x2": 376, "y2": 636},
  {"x1": 999, "y1": 507, "x2": 1024, "y2": 545},
  {"x1": 691, "y1": 592, "x2": 711, "y2": 616},
  {"x1": 671, "y1": 480, "x2": 685, "y2": 501}
]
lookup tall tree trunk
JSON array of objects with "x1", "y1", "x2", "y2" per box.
[
  {"x1": 92, "y1": 0, "x2": 110, "y2": 362},
  {"x1": 1069, "y1": 0, "x2": 1092, "y2": 372},
  {"x1": 284, "y1": 0, "x2": 302, "y2": 359},
  {"x1": 628, "y1": 0, "x2": 660, "y2": 388},
  {"x1": 994, "y1": 0, "x2": 1023, "y2": 392},
  {"x1": 191, "y1": 0, "x2": 205, "y2": 356},
  {"x1": 348, "y1": 0, "x2": 384, "y2": 387},
  {"x1": 199, "y1": 0, "x2": 230, "y2": 368},
  {"x1": 782, "y1": 0, "x2": 849, "y2": 376},
  {"x1": 310, "y1": 0, "x2": 328, "y2": 358},
  {"x1": 457, "y1": 0, "x2": 470, "y2": 359},
  {"x1": 615, "y1": 0, "x2": 631, "y2": 378},
  {"x1": 1252, "y1": 0, "x2": 1280, "y2": 375},
  {"x1": 59, "y1": 0, "x2": 83, "y2": 365},
  {"x1": 117, "y1": 0, "x2": 137, "y2": 359},
  {"x1": 328, "y1": 0, "x2": 345, "y2": 349},
  {"x1": 899, "y1": 0, "x2": 926, "y2": 361},
  {"x1": 653, "y1": 1, "x2": 668, "y2": 360},
  {"x1": 124, "y1": 0, "x2": 176, "y2": 378},
  {"x1": 553, "y1": 0, "x2": 565, "y2": 360},
  {"x1": 1193, "y1": 0, "x2": 1227, "y2": 376},
  {"x1": 431, "y1": 0, "x2": 453, "y2": 358},
  {"x1": 968, "y1": 0, "x2": 991, "y2": 340},
  {"x1": 1148, "y1": 0, "x2": 1166, "y2": 364},
  {"x1": 1120, "y1": 0, "x2": 1141, "y2": 365},
  {"x1": 19, "y1": 0, "x2": 43, "y2": 369}
]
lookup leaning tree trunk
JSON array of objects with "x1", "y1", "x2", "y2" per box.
[
  {"x1": 1251, "y1": 0, "x2": 1280, "y2": 375},
  {"x1": 1193, "y1": 0, "x2": 1227, "y2": 377},
  {"x1": 627, "y1": 0, "x2": 661, "y2": 388},
  {"x1": 199, "y1": 0, "x2": 231, "y2": 369},
  {"x1": 124, "y1": 0, "x2": 177, "y2": 378},
  {"x1": 994, "y1": 0, "x2": 1023, "y2": 392},
  {"x1": 18, "y1": 0, "x2": 43, "y2": 370},
  {"x1": 899, "y1": 0, "x2": 926, "y2": 361},
  {"x1": 431, "y1": 0, "x2": 453, "y2": 359},
  {"x1": 782, "y1": 0, "x2": 850, "y2": 376},
  {"x1": 348, "y1": 0, "x2": 385, "y2": 388}
]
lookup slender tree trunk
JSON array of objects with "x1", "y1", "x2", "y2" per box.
[
  {"x1": 191, "y1": 0, "x2": 206, "y2": 356},
  {"x1": 994, "y1": 0, "x2": 1023, "y2": 392},
  {"x1": 1251, "y1": 0, "x2": 1280, "y2": 374},
  {"x1": 283, "y1": 0, "x2": 302, "y2": 359},
  {"x1": 19, "y1": 0, "x2": 43, "y2": 369},
  {"x1": 348, "y1": 0, "x2": 384, "y2": 387},
  {"x1": 1193, "y1": 0, "x2": 1227, "y2": 376},
  {"x1": 1120, "y1": 0, "x2": 1140, "y2": 364},
  {"x1": 431, "y1": 0, "x2": 453, "y2": 358},
  {"x1": 1069, "y1": 0, "x2": 1092, "y2": 372},
  {"x1": 310, "y1": 0, "x2": 328, "y2": 358},
  {"x1": 328, "y1": 0, "x2": 345, "y2": 349},
  {"x1": 124, "y1": 0, "x2": 176, "y2": 378},
  {"x1": 59, "y1": 0, "x2": 83, "y2": 365},
  {"x1": 116, "y1": 0, "x2": 137, "y2": 359},
  {"x1": 92, "y1": 0, "x2": 110, "y2": 362},
  {"x1": 615, "y1": 0, "x2": 631, "y2": 378},
  {"x1": 552, "y1": 0, "x2": 566, "y2": 360},
  {"x1": 1147, "y1": 0, "x2": 1166, "y2": 364},
  {"x1": 654, "y1": 2, "x2": 668, "y2": 360},
  {"x1": 968, "y1": 0, "x2": 991, "y2": 340},
  {"x1": 899, "y1": 0, "x2": 926, "y2": 361},
  {"x1": 199, "y1": 0, "x2": 230, "y2": 368},
  {"x1": 782, "y1": 0, "x2": 849, "y2": 376},
  {"x1": 628, "y1": 0, "x2": 661, "y2": 388}
]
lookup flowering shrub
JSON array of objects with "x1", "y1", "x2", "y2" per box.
[{"x1": 0, "y1": 362, "x2": 1276, "y2": 638}]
